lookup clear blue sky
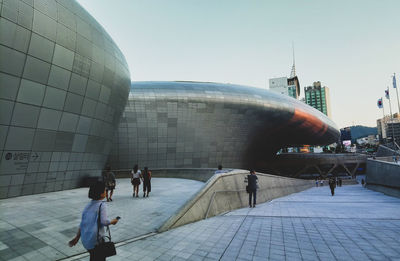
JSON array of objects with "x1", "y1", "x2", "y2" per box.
[{"x1": 78, "y1": 0, "x2": 400, "y2": 128}]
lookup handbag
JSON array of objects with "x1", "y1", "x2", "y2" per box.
[
  {"x1": 246, "y1": 185, "x2": 249, "y2": 193},
  {"x1": 93, "y1": 203, "x2": 116, "y2": 259}
]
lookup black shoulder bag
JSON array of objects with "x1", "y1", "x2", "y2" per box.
[{"x1": 93, "y1": 203, "x2": 116, "y2": 259}]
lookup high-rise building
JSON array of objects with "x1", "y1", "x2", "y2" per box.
[
  {"x1": 387, "y1": 121, "x2": 400, "y2": 143},
  {"x1": 269, "y1": 76, "x2": 300, "y2": 99},
  {"x1": 268, "y1": 50, "x2": 300, "y2": 99},
  {"x1": 378, "y1": 113, "x2": 400, "y2": 142},
  {"x1": 304, "y1": 81, "x2": 331, "y2": 117}
]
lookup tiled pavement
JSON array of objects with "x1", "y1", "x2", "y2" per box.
[
  {"x1": 1, "y1": 179, "x2": 400, "y2": 261},
  {"x1": 95, "y1": 183, "x2": 399, "y2": 261},
  {"x1": 0, "y1": 178, "x2": 204, "y2": 261}
]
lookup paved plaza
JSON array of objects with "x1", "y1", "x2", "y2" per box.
[
  {"x1": 93, "y1": 183, "x2": 399, "y2": 261},
  {"x1": 1, "y1": 179, "x2": 400, "y2": 261},
  {"x1": 0, "y1": 178, "x2": 204, "y2": 261}
]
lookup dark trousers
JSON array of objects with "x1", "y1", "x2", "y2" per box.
[
  {"x1": 249, "y1": 190, "x2": 257, "y2": 206},
  {"x1": 143, "y1": 180, "x2": 151, "y2": 193},
  {"x1": 89, "y1": 249, "x2": 105, "y2": 261},
  {"x1": 330, "y1": 186, "x2": 335, "y2": 196}
]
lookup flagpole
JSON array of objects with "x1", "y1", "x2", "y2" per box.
[
  {"x1": 381, "y1": 97, "x2": 387, "y2": 140},
  {"x1": 382, "y1": 98, "x2": 386, "y2": 141},
  {"x1": 394, "y1": 73, "x2": 400, "y2": 115},
  {"x1": 387, "y1": 86, "x2": 396, "y2": 144}
]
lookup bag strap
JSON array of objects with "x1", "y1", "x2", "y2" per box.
[{"x1": 97, "y1": 203, "x2": 112, "y2": 243}]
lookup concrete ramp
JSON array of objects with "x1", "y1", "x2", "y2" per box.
[
  {"x1": 0, "y1": 178, "x2": 204, "y2": 260},
  {"x1": 159, "y1": 170, "x2": 313, "y2": 231}
]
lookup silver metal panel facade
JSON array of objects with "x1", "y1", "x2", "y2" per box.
[
  {"x1": 0, "y1": 0, "x2": 131, "y2": 198},
  {"x1": 108, "y1": 82, "x2": 339, "y2": 171}
]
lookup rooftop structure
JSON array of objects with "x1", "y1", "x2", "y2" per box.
[{"x1": 269, "y1": 76, "x2": 300, "y2": 99}]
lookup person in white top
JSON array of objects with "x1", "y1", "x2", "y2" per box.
[{"x1": 131, "y1": 164, "x2": 141, "y2": 197}]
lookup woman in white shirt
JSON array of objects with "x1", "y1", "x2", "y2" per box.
[{"x1": 131, "y1": 164, "x2": 141, "y2": 197}]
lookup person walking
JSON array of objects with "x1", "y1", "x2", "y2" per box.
[
  {"x1": 131, "y1": 164, "x2": 141, "y2": 198},
  {"x1": 141, "y1": 167, "x2": 152, "y2": 197},
  {"x1": 215, "y1": 165, "x2": 225, "y2": 174},
  {"x1": 102, "y1": 166, "x2": 116, "y2": 202},
  {"x1": 329, "y1": 177, "x2": 336, "y2": 196},
  {"x1": 68, "y1": 181, "x2": 119, "y2": 260},
  {"x1": 247, "y1": 170, "x2": 258, "y2": 208}
]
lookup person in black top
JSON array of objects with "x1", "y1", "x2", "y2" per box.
[
  {"x1": 102, "y1": 166, "x2": 116, "y2": 202},
  {"x1": 247, "y1": 170, "x2": 258, "y2": 208},
  {"x1": 141, "y1": 167, "x2": 152, "y2": 197},
  {"x1": 329, "y1": 177, "x2": 336, "y2": 196}
]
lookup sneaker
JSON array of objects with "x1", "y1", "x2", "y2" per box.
[
  {"x1": 110, "y1": 198, "x2": 113, "y2": 201},
  {"x1": 253, "y1": 205, "x2": 256, "y2": 208}
]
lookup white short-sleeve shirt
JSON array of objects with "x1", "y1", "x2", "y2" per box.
[{"x1": 131, "y1": 170, "x2": 141, "y2": 179}]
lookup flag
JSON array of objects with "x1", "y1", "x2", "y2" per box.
[
  {"x1": 393, "y1": 74, "x2": 397, "y2": 89},
  {"x1": 385, "y1": 89, "x2": 390, "y2": 99},
  {"x1": 377, "y1": 98, "x2": 383, "y2": 108}
]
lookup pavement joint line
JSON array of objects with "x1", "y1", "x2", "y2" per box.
[
  {"x1": 57, "y1": 232, "x2": 158, "y2": 260},
  {"x1": 218, "y1": 208, "x2": 251, "y2": 260},
  {"x1": 225, "y1": 215, "x2": 400, "y2": 220},
  {"x1": 268, "y1": 201, "x2": 400, "y2": 204}
]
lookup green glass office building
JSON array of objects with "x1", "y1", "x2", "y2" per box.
[{"x1": 304, "y1": 81, "x2": 331, "y2": 118}]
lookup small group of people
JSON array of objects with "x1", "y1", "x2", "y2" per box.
[
  {"x1": 315, "y1": 179, "x2": 324, "y2": 187},
  {"x1": 131, "y1": 164, "x2": 152, "y2": 198},
  {"x1": 101, "y1": 165, "x2": 153, "y2": 201}
]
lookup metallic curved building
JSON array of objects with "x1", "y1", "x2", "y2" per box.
[
  {"x1": 108, "y1": 81, "x2": 339, "y2": 171},
  {"x1": 0, "y1": 0, "x2": 130, "y2": 198}
]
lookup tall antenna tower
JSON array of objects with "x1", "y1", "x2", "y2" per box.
[{"x1": 290, "y1": 42, "x2": 296, "y2": 78}]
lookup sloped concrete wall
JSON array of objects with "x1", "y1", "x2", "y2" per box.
[
  {"x1": 366, "y1": 159, "x2": 400, "y2": 198},
  {"x1": 112, "y1": 168, "x2": 216, "y2": 182},
  {"x1": 159, "y1": 170, "x2": 313, "y2": 231}
]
